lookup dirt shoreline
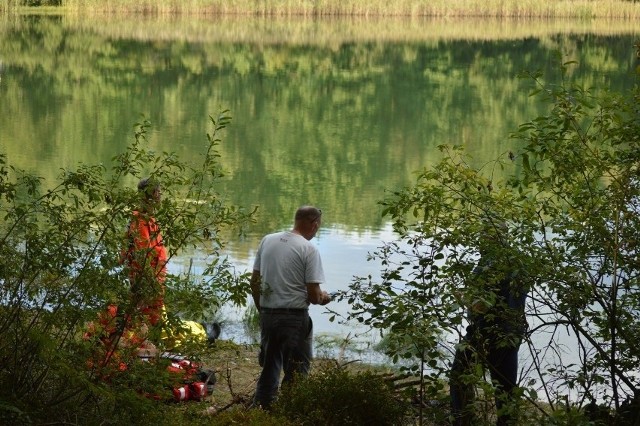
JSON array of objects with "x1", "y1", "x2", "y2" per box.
[{"x1": 203, "y1": 340, "x2": 262, "y2": 410}]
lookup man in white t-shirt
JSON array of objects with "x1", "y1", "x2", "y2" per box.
[{"x1": 250, "y1": 206, "x2": 331, "y2": 409}]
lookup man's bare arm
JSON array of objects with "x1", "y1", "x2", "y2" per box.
[
  {"x1": 250, "y1": 270, "x2": 262, "y2": 310},
  {"x1": 306, "y1": 283, "x2": 331, "y2": 306}
]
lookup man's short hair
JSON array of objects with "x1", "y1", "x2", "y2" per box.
[{"x1": 295, "y1": 206, "x2": 322, "y2": 222}]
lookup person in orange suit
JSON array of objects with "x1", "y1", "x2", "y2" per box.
[{"x1": 123, "y1": 177, "x2": 168, "y2": 329}]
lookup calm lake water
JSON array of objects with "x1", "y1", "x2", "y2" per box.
[{"x1": 1, "y1": 14, "x2": 639, "y2": 358}]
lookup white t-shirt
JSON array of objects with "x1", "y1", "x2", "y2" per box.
[{"x1": 253, "y1": 231, "x2": 325, "y2": 309}]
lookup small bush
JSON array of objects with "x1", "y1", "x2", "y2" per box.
[
  {"x1": 274, "y1": 367, "x2": 409, "y2": 425},
  {"x1": 208, "y1": 407, "x2": 295, "y2": 425}
]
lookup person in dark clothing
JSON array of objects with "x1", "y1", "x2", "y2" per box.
[{"x1": 450, "y1": 227, "x2": 528, "y2": 426}]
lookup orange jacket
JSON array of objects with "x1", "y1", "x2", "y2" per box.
[
  {"x1": 125, "y1": 210, "x2": 168, "y2": 283},
  {"x1": 123, "y1": 211, "x2": 168, "y2": 325}
]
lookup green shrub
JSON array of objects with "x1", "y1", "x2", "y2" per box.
[
  {"x1": 0, "y1": 113, "x2": 253, "y2": 424},
  {"x1": 207, "y1": 407, "x2": 295, "y2": 425},
  {"x1": 346, "y1": 48, "x2": 640, "y2": 420},
  {"x1": 274, "y1": 367, "x2": 409, "y2": 425}
]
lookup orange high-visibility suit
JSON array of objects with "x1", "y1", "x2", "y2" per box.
[{"x1": 124, "y1": 210, "x2": 168, "y2": 326}]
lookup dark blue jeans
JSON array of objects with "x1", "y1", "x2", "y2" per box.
[
  {"x1": 254, "y1": 309, "x2": 312, "y2": 409},
  {"x1": 450, "y1": 331, "x2": 520, "y2": 426}
]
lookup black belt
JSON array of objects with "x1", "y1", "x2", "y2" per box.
[{"x1": 260, "y1": 307, "x2": 308, "y2": 314}]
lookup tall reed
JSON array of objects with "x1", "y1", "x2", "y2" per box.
[{"x1": 54, "y1": 0, "x2": 640, "y2": 19}]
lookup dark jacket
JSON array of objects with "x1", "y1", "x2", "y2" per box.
[{"x1": 467, "y1": 257, "x2": 528, "y2": 346}]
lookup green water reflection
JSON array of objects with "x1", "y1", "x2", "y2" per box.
[{"x1": 1, "y1": 15, "x2": 638, "y2": 265}]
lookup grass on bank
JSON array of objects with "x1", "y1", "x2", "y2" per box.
[
  {"x1": 3, "y1": 0, "x2": 640, "y2": 19},
  {"x1": 172, "y1": 340, "x2": 416, "y2": 425},
  {"x1": 127, "y1": 340, "x2": 563, "y2": 425}
]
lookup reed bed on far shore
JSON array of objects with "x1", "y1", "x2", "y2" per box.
[
  {"x1": 5, "y1": 0, "x2": 640, "y2": 19},
  {"x1": 18, "y1": 15, "x2": 637, "y2": 46}
]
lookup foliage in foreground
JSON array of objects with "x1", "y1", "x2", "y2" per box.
[
  {"x1": 0, "y1": 112, "x2": 254, "y2": 424},
  {"x1": 208, "y1": 408, "x2": 295, "y2": 426},
  {"x1": 343, "y1": 49, "x2": 640, "y2": 425},
  {"x1": 273, "y1": 365, "x2": 410, "y2": 426}
]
